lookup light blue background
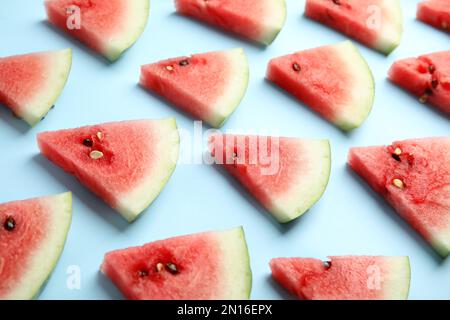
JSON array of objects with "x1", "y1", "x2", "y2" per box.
[{"x1": 0, "y1": 0, "x2": 449, "y2": 300}]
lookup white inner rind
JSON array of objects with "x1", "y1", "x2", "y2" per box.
[
  {"x1": 105, "y1": 0, "x2": 150, "y2": 61},
  {"x1": 332, "y1": 41, "x2": 375, "y2": 131},
  {"x1": 271, "y1": 139, "x2": 331, "y2": 223},
  {"x1": 209, "y1": 48, "x2": 249, "y2": 128},
  {"x1": 375, "y1": 0, "x2": 403, "y2": 54},
  {"x1": 5, "y1": 192, "x2": 72, "y2": 300},
  {"x1": 259, "y1": 0, "x2": 287, "y2": 45},
  {"x1": 215, "y1": 227, "x2": 252, "y2": 299},
  {"x1": 20, "y1": 49, "x2": 72, "y2": 126},
  {"x1": 116, "y1": 118, "x2": 180, "y2": 222},
  {"x1": 382, "y1": 256, "x2": 411, "y2": 300}
]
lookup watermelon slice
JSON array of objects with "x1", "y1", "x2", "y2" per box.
[
  {"x1": 305, "y1": 0, "x2": 403, "y2": 54},
  {"x1": 140, "y1": 49, "x2": 249, "y2": 128},
  {"x1": 0, "y1": 49, "x2": 72, "y2": 126},
  {"x1": 267, "y1": 41, "x2": 374, "y2": 131},
  {"x1": 101, "y1": 227, "x2": 252, "y2": 300},
  {"x1": 174, "y1": 0, "x2": 286, "y2": 45},
  {"x1": 45, "y1": 0, "x2": 149, "y2": 61},
  {"x1": 0, "y1": 192, "x2": 72, "y2": 300},
  {"x1": 209, "y1": 134, "x2": 331, "y2": 223},
  {"x1": 417, "y1": 0, "x2": 450, "y2": 33},
  {"x1": 348, "y1": 138, "x2": 450, "y2": 257},
  {"x1": 37, "y1": 119, "x2": 179, "y2": 222},
  {"x1": 270, "y1": 256, "x2": 410, "y2": 300},
  {"x1": 388, "y1": 50, "x2": 450, "y2": 116}
]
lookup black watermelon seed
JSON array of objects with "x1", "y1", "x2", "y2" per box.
[
  {"x1": 431, "y1": 79, "x2": 439, "y2": 88},
  {"x1": 292, "y1": 63, "x2": 301, "y2": 72},
  {"x1": 83, "y1": 138, "x2": 94, "y2": 147},
  {"x1": 179, "y1": 59, "x2": 189, "y2": 67},
  {"x1": 425, "y1": 88, "x2": 433, "y2": 95},
  {"x1": 323, "y1": 261, "x2": 332, "y2": 269},
  {"x1": 138, "y1": 270, "x2": 148, "y2": 277},
  {"x1": 332, "y1": 0, "x2": 341, "y2": 5},
  {"x1": 392, "y1": 153, "x2": 401, "y2": 162},
  {"x1": 166, "y1": 263, "x2": 179, "y2": 274},
  {"x1": 428, "y1": 65, "x2": 435, "y2": 74},
  {"x1": 4, "y1": 216, "x2": 15, "y2": 231}
]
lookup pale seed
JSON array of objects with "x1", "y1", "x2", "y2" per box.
[
  {"x1": 97, "y1": 132, "x2": 103, "y2": 140},
  {"x1": 90, "y1": 150, "x2": 104, "y2": 160},
  {"x1": 394, "y1": 148, "x2": 402, "y2": 156},
  {"x1": 393, "y1": 179, "x2": 404, "y2": 189},
  {"x1": 166, "y1": 65, "x2": 174, "y2": 71},
  {"x1": 156, "y1": 263, "x2": 164, "y2": 272}
]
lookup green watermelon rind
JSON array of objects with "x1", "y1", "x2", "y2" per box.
[
  {"x1": 210, "y1": 48, "x2": 249, "y2": 128},
  {"x1": 259, "y1": 0, "x2": 287, "y2": 46},
  {"x1": 215, "y1": 227, "x2": 253, "y2": 299},
  {"x1": 21, "y1": 48, "x2": 72, "y2": 127},
  {"x1": 116, "y1": 118, "x2": 180, "y2": 222},
  {"x1": 334, "y1": 41, "x2": 375, "y2": 131},
  {"x1": 384, "y1": 256, "x2": 411, "y2": 300},
  {"x1": 273, "y1": 140, "x2": 331, "y2": 224},
  {"x1": 104, "y1": 0, "x2": 150, "y2": 61},
  {"x1": 430, "y1": 232, "x2": 450, "y2": 258},
  {"x1": 375, "y1": 0, "x2": 403, "y2": 55},
  {"x1": 5, "y1": 192, "x2": 72, "y2": 300}
]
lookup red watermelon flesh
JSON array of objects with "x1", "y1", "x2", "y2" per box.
[
  {"x1": 305, "y1": 0, "x2": 403, "y2": 54},
  {"x1": 175, "y1": 0, "x2": 286, "y2": 45},
  {"x1": 388, "y1": 50, "x2": 450, "y2": 115},
  {"x1": 45, "y1": 0, "x2": 149, "y2": 61},
  {"x1": 417, "y1": 0, "x2": 450, "y2": 33},
  {"x1": 140, "y1": 49, "x2": 249, "y2": 128},
  {"x1": 101, "y1": 227, "x2": 252, "y2": 300},
  {"x1": 267, "y1": 41, "x2": 374, "y2": 131},
  {"x1": 270, "y1": 256, "x2": 410, "y2": 300},
  {"x1": 37, "y1": 119, "x2": 179, "y2": 222},
  {"x1": 209, "y1": 134, "x2": 331, "y2": 223},
  {"x1": 0, "y1": 192, "x2": 72, "y2": 300},
  {"x1": 348, "y1": 138, "x2": 450, "y2": 257},
  {"x1": 0, "y1": 49, "x2": 72, "y2": 126}
]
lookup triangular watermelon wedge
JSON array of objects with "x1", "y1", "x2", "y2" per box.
[
  {"x1": 270, "y1": 256, "x2": 410, "y2": 300},
  {"x1": 37, "y1": 119, "x2": 179, "y2": 222},
  {"x1": 0, "y1": 49, "x2": 72, "y2": 126},
  {"x1": 140, "y1": 49, "x2": 249, "y2": 128},
  {"x1": 388, "y1": 50, "x2": 450, "y2": 116},
  {"x1": 101, "y1": 227, "x2": 252, "y2": 300},
  {"x1": 45, "y1": 0, "x2": 149, "y2": 61},
  {"x1": 175, "y1": 0, "x2": 286, "y2": 45},
  {"x1": 305, "y1": 0, "x2": 403, "y2": 54},
  {"x1": 267, "y1": 41, "x2": 374, "y2": 131},
  {"x1": 348, "y1": 138, "x2": 450, "y2": 257},
  {"x1": 209, "y1": 134, "x2": 331, "y2": 223},
  {"x1": 0, "y1": 192, "x2": 72, "y2": 300},
  {"x1": 417, "y1": 0, "x2": 450, "y2": 33}
]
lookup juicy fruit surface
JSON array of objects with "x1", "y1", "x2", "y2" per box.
[
  {"x1": 140, "y1": 49, "x2": 249, "y2": 128},
  {"x1": 348, "y1": 138, "x2": 450, "y2": 257},
  {"x1": 305, "y1": 0, "x2": 402, "y2": 54},
  {"x1": 209, "y1": 135, "x2": 331, "y2": 223},
  {"x1": 267, "y1": 41, "x2": 374, "y2": 131},
  {"x1": 45, "y1": 0, "x2": 149, "y2": 61},
  {"x1": 417, "y1": 0, "x2": 450, "y2": 33},
  {"x1": 270, "y1": 256, "x2": 410, "y2": 300},
  {"x1": 175, "y1": 0, "x2": 286, "y2": 45},
  {"x1": 37, "y1": 119, "x2": 179, "y2": 222},
  {"x1": 388, "y1": 50, "x2": 450, "y2": 115},
  {"x1": 0, "y1": 49, "x2": 72, "y2": 126},
  {"x1": 0, "y1": 193, "x2": 72, "y2": 299},
  {"x1": 101, "y1": 227, "x2": 252, "y2": 300}
]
